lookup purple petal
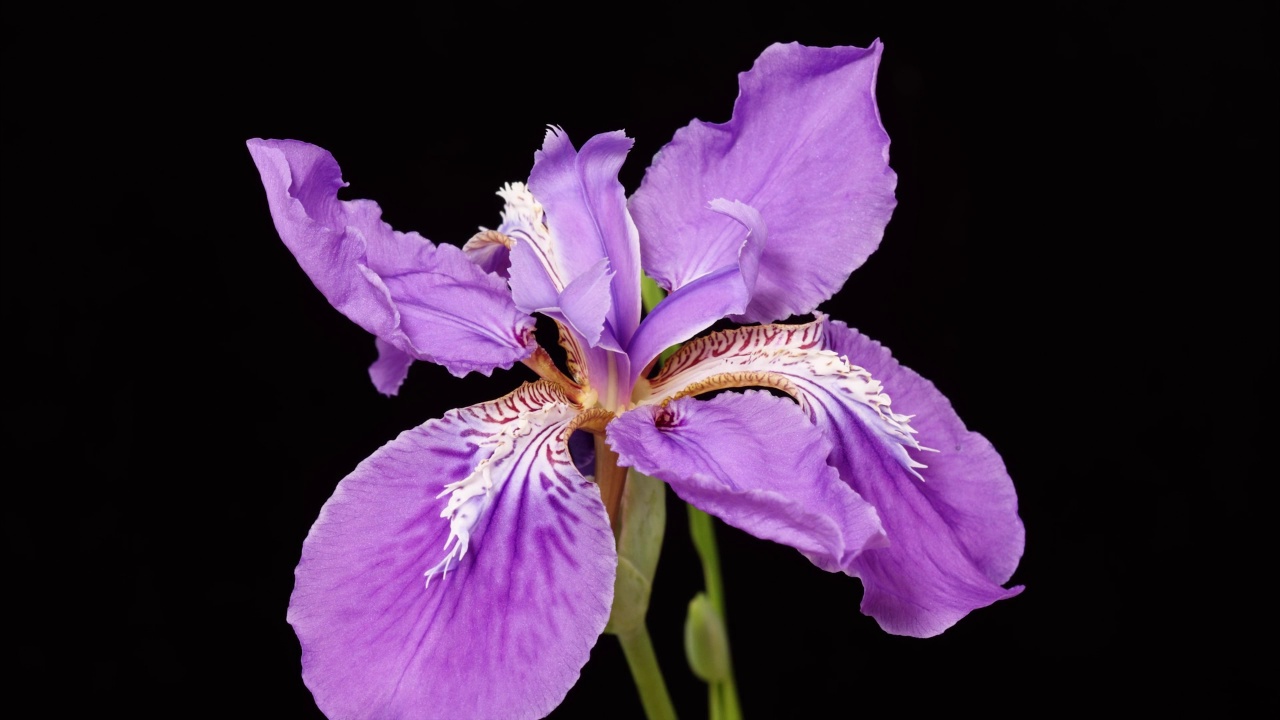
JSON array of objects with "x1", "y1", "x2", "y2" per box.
[
  {"x1": 511, "y1": 243, "x2": 614, "y2": 347},
  {"x1": 247, "y1": 138, "x2": 536, "y2": 378},
  {"x1": 289, "y1": 382, "x2": 615, "y2": 719},
  {"x1": 626, "y1": 199, "x2": 765, "y2": 380},
  {"x1": 608, "y1": 391, "x2": 886, "y2": 573},
  {"x1": 369, "y1": 337, "x2": 414, "y2": 396},
  {"x1": 528, "y1": 128, "x2": 643, "y2": 347},
  {"x1": 644, "y1": 317, "x2": 1022, "y2": 637},
  {"x1": 630, "y1": 41, "x2": 897, "y2": 323},
  {"x1": 554, "y1": 259, "x2": 617, "y2": 348},
  {"x1": 461, "y1": 229, "x2": 512, "y2": 278},
  {"x1": 821, "y1": 320, "x2": 1025, "y2": 635}
]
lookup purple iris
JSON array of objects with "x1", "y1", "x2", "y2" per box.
[{"x1": 249, "y1": 40, "x2": 1023, "y2": 720}]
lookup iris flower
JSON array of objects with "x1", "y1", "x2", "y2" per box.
[{"x1": 249, "y1": 40, "x2": 1023, "y2": 720}]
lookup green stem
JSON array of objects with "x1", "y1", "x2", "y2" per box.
[
  {"x1": 617, "y1": 626, "x2": 679, "y2": 720},
  {"x1": 688, "y1": 506, "x2": 743, "y2": 720},
  {"x1": 688, "y1": 507, "x2": 724, "y2": 614},
  {"x1": 719, "y1": 672, "x2": 742, "y2": 720}
]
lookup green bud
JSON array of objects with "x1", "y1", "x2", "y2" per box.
[{"x1": 684, "y1": 592, "x2": 730, "y2": 683}]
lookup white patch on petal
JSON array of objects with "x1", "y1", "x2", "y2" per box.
[
  {"x1": 493, "y1": 182, "x2": 570, "y2": 289},
  {"x1": 424, "y1": 382, "x2": 580, "y2": 587},
  {"x1": 646, "y1": 318, "x2": 935, "y2": 480}
]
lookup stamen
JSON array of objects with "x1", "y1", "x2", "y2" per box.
[
  {"x1": 555, "y1": 319, "x2": 588, "y2": 386},
  {"x1": 461, "y1": 228, "x2": 514, "y2": 252},
  {"x1": 569, "y1": 408, "x2": 615, "y2": 435},
  {"x1": 522, "y1": 347, "x2": 588, "y2": 404}
]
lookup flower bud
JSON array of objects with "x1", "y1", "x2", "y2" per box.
[{"x1": 684, "y1": 592, "x2": 730, "y2": 683}]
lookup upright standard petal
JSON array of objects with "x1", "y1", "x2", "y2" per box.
[
  {"x1": 629, "y1": 41, "x2": 897, "y2": 323},
  {"x1": 645, "y1": 316, "x2": 1022, "y2": 637},
  {"x1": 526, "y1": 128, "x2": 643, "y2": 348},
  {"x1": 494, "y1": 145, "x2": 640, "y2": 405},
  {"x1": 608, "y1": 390, "x2": 886, "y2": 574},
  {"x1": 288, "y1": 382, "x2": 616, "y2": 720},
  {"x1": 247, "y1": 138, "x2": 536, "y2": 379}
]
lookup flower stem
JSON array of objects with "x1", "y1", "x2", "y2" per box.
[
  {"x1": 617, "y1": 626, "x2": 679, "y2": 720},
  {"x1": 606, "y1": 469, "x2": 676, "y2": 719},
  {"x1": 688, "y1": 506, "x2": 743, "y2": 720}
]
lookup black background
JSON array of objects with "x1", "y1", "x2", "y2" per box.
[{"x1": 4, "y1": 5, "x2": 1275, "y2": 717}]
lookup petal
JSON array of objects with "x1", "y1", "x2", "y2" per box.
[
  {"x1": 527, "y1": 128, "x2": 643, "y2": 347},
  {"x1": 288, "y1": 382, "x2": 616, "y2": 719},
  {"x1": 646, "y1": 317, "x2": 1023, "y2": 637},
  {"x1": 369, "y1": 337, "x2": 415, "y2": 397},
  {"x1": 378, "y1": 245, "x2": 540, "y2": 378},
  {"x1": 247, "y1": 138, "x2": 536, "y2": 378},
  {"x1": 629, "y1": 41, "x2": 896, "y2": 324},
  {"x1": 821, "y1": 320, "x2": 1025, "y2": 629},
  {"x1": 625, "y1": 199, "x2": 765, "y2": 380},
  {"x1": 495, "y1": 149, "x2": 635, "y2": 400},
  {"x1": 608, "y1": 391, "x2": 886, "y2": 573},
  {"x1": 511, "y1": 244, "x2": 615, "y2": 347},
  {"x1": 461, "y1": 229, "x2": 512, "y2": 278}
]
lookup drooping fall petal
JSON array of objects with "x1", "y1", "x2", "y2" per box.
[
  {"x1": 820, "y1": 319, "x2": 1025, "y2": 636},
  {"x1": 369, "y1": 338, "x2": 415, "y2": 396},
  {"x1": 247, "y1": 138, "x2": 536, "y2": 380},
  {"x1": 629, "y1": 41, "x2": 896, "y2": 324},
  {"x1": 608, "y1": 390, "x2": 886, "y2": 573},
  {"x1": 288, "y1": 382, "x2": 616, "y2": 719},
  {"x1": 645, "y1": 316, "x2": 1022, "y2": 637}
]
